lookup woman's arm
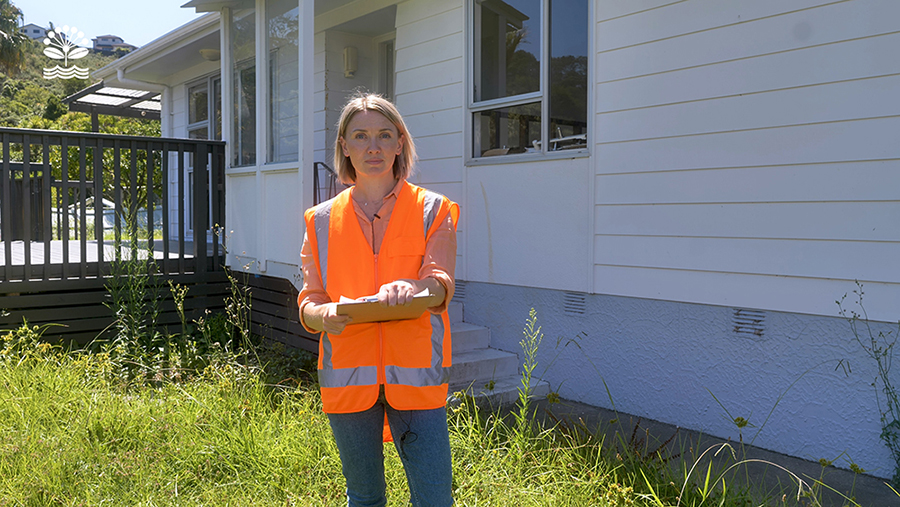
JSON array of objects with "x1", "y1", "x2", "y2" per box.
[
  {"x1": 379, "y1": 210, "x2": 457, "y2": 310},
  {"x1": 298, "y1": 232, "x2": 351, "y2": 334},
  {"x1": 302, "y1": 301, "x2": 351, "y2": 335}
]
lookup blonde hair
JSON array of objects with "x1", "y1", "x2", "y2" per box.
[{"x1": 333, "y1": 93, "x2": 417, "y2": 184}]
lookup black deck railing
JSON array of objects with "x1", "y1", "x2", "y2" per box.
[
  {"x1": 313, "y1": 161, "x2": 341, "y2": 206},
  {"x1": 0, "y1": 127, "x2": 226, "y2": 290}
]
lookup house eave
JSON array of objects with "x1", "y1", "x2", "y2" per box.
[
  {"x1": 182, "y1": 0, "x2": 253, "y2": 13},
  {"x1": 93, "y1": 12, "x2": 220, "y2": 83}
]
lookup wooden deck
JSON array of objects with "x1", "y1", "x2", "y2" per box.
[
  {"x1": 0, "y1": 128, "x2": 314, "y2": 350},
  {"x1": 0, "y1": 127, "x2": 226, "y2": 290}
]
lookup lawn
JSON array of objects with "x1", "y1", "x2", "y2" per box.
[{"x1": 0, "y1": 319, "x2": 872, "y2": 506}]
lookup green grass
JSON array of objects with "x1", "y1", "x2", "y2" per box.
[
  {"x1": 0, "y1": 333, "x2": 346, "y2": 506},
  {"x1": 0, "y1": 321, "x2": 870, "y2": 506}
]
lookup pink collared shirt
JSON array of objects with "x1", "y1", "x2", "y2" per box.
[{"x1": 297, "y1": 179, "x2": 457, "y2": 333}]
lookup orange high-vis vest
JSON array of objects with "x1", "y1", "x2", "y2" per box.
[{"x1": 303, "y1": 181, "x2": 459, "y2": 414}]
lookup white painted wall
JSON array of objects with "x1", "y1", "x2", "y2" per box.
[
  {"x1": 394, "y1": 0, "x2": 468, "y2": 275},
  {"x1": 466, "y1": 157, "x2": 592, "y2": 291},
  {"x1": 227, "y1": 171, "x2": 259, "y2": 269},
  {"x1": 592, "y1": 0, "x2": 900, "y2": 321},
  {"x1": 322, "y1": 30, "x2": 381, "y2": 164}
]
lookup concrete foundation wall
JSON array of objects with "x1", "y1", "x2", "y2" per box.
[{"x1": 461, "y1": 280, "x2": 897, "y2": 479}]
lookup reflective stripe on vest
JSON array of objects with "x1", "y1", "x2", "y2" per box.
[
  {"x1": 422, "y1": 192, "x2": 443, "y2": 237},
  {"x1": 312, "y1": 203, "x2": 331, "y2": 289},
  {"x1": 384, "y1": 314, "x2": 449, "y2": 387},
  {"x1": 318, "y1": 328, "x2": 377, "y2": 388},
  {"x1": 312, "y1": 186, "x2": 450, "y2": 390}
]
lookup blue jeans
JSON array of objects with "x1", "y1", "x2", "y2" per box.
[{"x1": 327, "y1": 394, "x2": 454, "y2": 507}]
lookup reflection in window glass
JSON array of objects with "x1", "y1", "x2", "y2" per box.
[
  {"x1": 267, "y1": 0, "x2": 299, "y2": 163},
  {"x1": 549, "y1": 0, "x2": 588, "y2": 151},
  {"x1": 189, "y1": 86, "x2": 208, "y2": 125},
  {"x1": 471, "y1": 0, "x2": 588, "y2": 158},
  {"x1": 380, "y1": 39, "x2": 395, "y2": 101},
  {"x1": 213, "y1": 78, "x2": 222, "y2": 140},
  {"x1": 476, "y1": 0, "x2": 540, "y2": 102},
  {"x1": 232, "y1": 11, "x2": 256, "y2": 167},
  {"x1": 474, "y1": 102, "x2": 541, "y2": 157}
]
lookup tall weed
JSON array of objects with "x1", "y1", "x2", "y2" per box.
[
  {"x1": 838, "y1": 281, "x2": 900, "y2": 487},
  {"x1": 102, "y1": 216, "x2": 164, "y2": 381}
]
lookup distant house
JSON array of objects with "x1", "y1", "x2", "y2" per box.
[
  {"x1": 92, "y1": 34, "x2": 137, "y2": 53},
  {"x1": 18, "y1": 23, "x2": 47, "y2": 40},
  {"x1": 91, "y1": 0, "x2": 900, "y2": 481}
]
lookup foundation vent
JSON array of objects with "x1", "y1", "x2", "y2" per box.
[
  {"x1": 564, "y1": 292, "x2": 587, "y2": 316},
  {"x1": 733, "y1": 308, "x2": 765, "y2": 338},
  {"x1": 453, "y1": 280, "x2": 466, "y2": 302}
]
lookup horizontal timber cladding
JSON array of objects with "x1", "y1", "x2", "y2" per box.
[
  {"x1": 0, "y1": 272, "x2": 229, "y2": 346},
  {"x1": 238, "y1": 273, "x2": 318, "y2": 354}
]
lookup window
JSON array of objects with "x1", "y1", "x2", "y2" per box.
[
  {"x1": 377, "y1": 37, "x2": 396, "y2": 101},
  {"x1": 186, "y1": 77, "x2": 221, "y2": 229},
  {"x1": 188, "y1": 77, "x2": 223, "y2": 142},
  {"x1": 232, "y1": 10, "x2": 257, "y2": 167},
  {"x1": 471, "y1": 0, "x2": 588, "y2": 158},
  {"x1": 266, "y1": 0, "x2": 299, "y2": 163}
]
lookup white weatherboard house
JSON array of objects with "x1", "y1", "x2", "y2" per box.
[{"x1": 92, "y1": 0, "x2": 900, "y2": 479}]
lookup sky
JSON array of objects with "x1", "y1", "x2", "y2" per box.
[{"x1": 17, "y1": 0, "x2": 204, "y2": 47}]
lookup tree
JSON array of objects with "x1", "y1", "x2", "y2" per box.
[
  {"x1": 21, "y1": 112, "x2": 162, "y2": 214},
  {"x1": 1, "y1": 27, "x2": 162, "y2": 214},
  {"x1": 42, "y1": 93, "x2": 65, "y2": 120},
  {"x1": 0, "y1": 0, "x2": 27, "y2": 75}
]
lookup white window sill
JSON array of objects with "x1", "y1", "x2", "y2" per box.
[
  {"x1": 465, "y1": 148, "x2": 590, "y2": 167},
  {"x1": 225, "y1": 160, "x2": 300, "y2": 175}
]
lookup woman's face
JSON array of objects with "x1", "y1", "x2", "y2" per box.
[{"x1": 340, "y1": 110, "x2": 405, "y2": 183}]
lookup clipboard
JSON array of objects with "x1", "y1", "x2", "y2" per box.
[{"x1": 336, "y1": 290, "x2": 441, "y2": 324}]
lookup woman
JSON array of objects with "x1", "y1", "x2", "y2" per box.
[{"x1": 298, "y1": 93, "x2": 458, "y2": 507}]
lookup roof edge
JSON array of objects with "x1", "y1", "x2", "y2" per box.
[{"x1": 93, "y1": 11, "x2": 220, "y2": 80}]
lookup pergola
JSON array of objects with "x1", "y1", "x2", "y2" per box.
[{"x1": 62, "y1": 81, "x2": 161, "y2": 131}]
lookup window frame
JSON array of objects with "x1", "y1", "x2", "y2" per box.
[
  {"x1": 187, "y1": 74, "x2": 223, "y2": 142},
  {"x1": 373, "y1": 31, "x2": 397, "y2": 102},
  {"x1": 265, "y1": 0, "x2": 300, "y2": 165},
  {"x1": 229, "y1": 7, "x2": 258, "y2": 168},
  {"x1": 466, "y1": 0, "x2": 591, "y2": 165},
  {"x1": 223, "y1": 1, "x2": 301, "y2": 171},
  {"x1": 184, "y1": 74, "x2": 222, "y2": 236}
]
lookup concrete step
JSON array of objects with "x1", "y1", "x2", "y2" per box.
[
  {"x1": 449, "y1": 348, "x2": 519, "y2": 385},
  {"x1": 451, "y1": 322, "x2": 491, "y2": 354},
  {"x1": 448, "y1": 301, "x2": 463, "y2": 324},
  {"x1": 449, "y1": 375, "x2": 552, "y2": 408},
  {"x1": 445, "y1": 300, "x2": 551, "y2": 408}
]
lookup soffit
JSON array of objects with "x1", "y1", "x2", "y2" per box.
[
  {"x1": 315, "y1": 0, "x2": 357, "y2": 16},
  {"x1": 182, "y1": 0, "x2": 253, "y2": 13},
  {"x1": 330, "y1": 5, "x2": 396, "y2": 37},
  {"x1": 93, "y1": 13, "x2": 220, "y2": 83},
  {"x1": 125, "y1": 29, "x2": 221, "y2": 82}
]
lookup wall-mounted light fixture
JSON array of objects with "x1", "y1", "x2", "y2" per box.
[
  {"x1": 343, "y1": 46, "x2": 358, "y2": 78},
  {"x1": 199, "y1": 48, "x2": 220, "y2": 61}
]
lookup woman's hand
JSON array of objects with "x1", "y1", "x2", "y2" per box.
[
  {"x1": 377, "y1": 280, "x2": 417, "y2": 307},
  {"x1": 302, "y1": 302, "x2": 352, "y2": 335},
  {"x1": 377, "y1": 278, "x2": 447, "y2": 308}
]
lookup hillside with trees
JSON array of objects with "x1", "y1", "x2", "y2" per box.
[{"x1": 0, "y1": 14, "x2": 159, "y2": 136}]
